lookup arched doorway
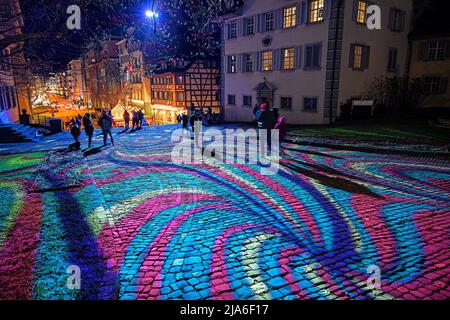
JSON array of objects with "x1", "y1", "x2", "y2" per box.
[{"x1": 255, "y1": 79, "x2": 277, "y2": 107}]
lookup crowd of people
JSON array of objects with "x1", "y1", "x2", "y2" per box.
[
  {"x1": 67, "y1": 110, "x2": 114, "y2": 150},
  {"x1": 66, "y1": 108, "x2": 149, "y2": 151},
  {"x1": 66, "y1": 103, "x2": 285, "y2": 152},
  {"x1": 122, "y1": 109, "x2": 146, "y2": 131},
  {"x1": 178, "y1": 105, "x2": 220, "y2": 131}
]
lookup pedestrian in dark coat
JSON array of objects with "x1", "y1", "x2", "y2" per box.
[
  {"x1": 69, "y1": 119, "x2": 81, "y2": 150},
  {"x1": 258, "y1": 103, "x2": 276, "y2": 154},
  {"x1": 98, "y1": 111, "x2": 114, "y2": 146},
  {"x1": 82, "y1": 113, "x2": 94, "y2": 148},
  {"x1": 123, "y1": 109, "x2": 130, "y2": 130}
]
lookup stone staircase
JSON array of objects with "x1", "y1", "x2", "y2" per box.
[{"x1": 0, "y1": 123, "x2": 44, "y2": 143}]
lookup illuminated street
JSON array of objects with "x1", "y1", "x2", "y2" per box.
[{"x1": 0, "y1": 125, "x2": 449, "y2": 300}]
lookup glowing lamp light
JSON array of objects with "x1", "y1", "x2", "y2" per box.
[{"x1": 145, "y1": 10, "x2": 159, "y2": 18}]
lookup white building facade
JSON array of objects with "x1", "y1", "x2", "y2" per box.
[{"x1": 221, "y1": 0, "x2": 412, "y2": 124}]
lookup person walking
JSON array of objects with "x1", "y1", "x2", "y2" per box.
[
  {"x1": 82, "y1": 113, "x2": 94, "y2": 148},
  {"x1": 98, "y1": 111, "x2": 114, "y2": 146},
  {"x1": 123, "y1": 109, "x2": 130, "y2": 130},
  {"x1": 138, "y1": 109, "x2": 144, "y2": 129}
]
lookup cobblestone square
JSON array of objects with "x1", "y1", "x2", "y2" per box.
[{"x1": 0, "y1": 125, "x2": 449, "y2": 300}]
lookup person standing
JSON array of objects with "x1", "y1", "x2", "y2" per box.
[
  {"x1": 69, "y1": 119, "x2": 81, "y2": 150},
  {"x1": 98, "y1": 111, "x2": 114, "y2": 146},
  {"x1": 131, "y1": 110, "x2": 138, "y2": 131},
  {"x1": 19, "y1": 109, "x2": 31, "y2": 126},
  {"x1": 138, "y1": 109, "x2": 144, "y2": 129},
  {"x1": 182, "y1": 113, "x2": 189, "y2": 129},
  {"x1": 258, "y1": 102, "x2": 276, "y2": 154},
  {"x1": 123, "y1": 109, "x2": 130, "y2": 130},
  {"x1": 82, "y1": 113, "x2": 94, "y2": 148}
]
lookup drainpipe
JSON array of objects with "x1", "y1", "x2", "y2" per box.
[{"x1": 329, "y1": 0, "x2": 343, "y2": 124}]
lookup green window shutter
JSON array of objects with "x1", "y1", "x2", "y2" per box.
[
  {"x1": 418, "y1": 42, "x2": 426, "y2": 61},
  {"x1": 325, "y1": 0, "x2": 332, "y2": 20},
  {"x1": 352, "y1": 0, "x2": 358, "y2": 22},
  {"x1": 362, "y1": 45, "x2": 371, "y2": 69},
  {"x1": 446, "y1": 40, "x2": 450, "y2": 59},
  {"x1": 295, "y1": 46, "x2": 302, "y2": 69},
  {"x1": 273, "y1": 49, "x2": 281, "y2": 71},
  {"x1": 255, "y1": 52, "x2": 262, "y2": 71},
  {"x1": 349, "y1": 44, "x2": 356, "y2": 68},
  {"x1": 276, "y1": 8, "x2": 284, "y2": 29},
  {"x1": 301, "y1": 2, "x2": 308, "y2": 24},
  {"x1": 388, "y1": 8, "x2": 394, "y2": 31},
  {"x1": 256, "y1": 14, "x2": 262, "y2": 33},
  {"x1": 439, "y1": 77, "x2": 449, "y2": 94}
]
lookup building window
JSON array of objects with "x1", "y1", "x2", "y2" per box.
[
  {"x1": 280, "y1": 97, "x2": 293, "y2": 109},
  {"x1": 424, "y1": 77, "x2": 442, "y2": 95},
  {"x1": 228, "y1": 94, "x2": 236, "y2": 105},
  {"x1": 262, "y1": 51, "x2": 273, "y2": 71},
  {"x1": 264, "y1": 12, "x2": 275, "y2": 31},
  {"x1": 282, "y1": 48, "x2": 295, "y2": 70},
  {"x1": 427, "y1": 40, "x2": 446, "y2": 60},
  {"x1": 228, "y1": 21, "x2": 237, "y2": 39},
  {"x1": 305, "y1": 44, "x2": 322, "y2": 69},
  {"x1": 176, "y1": 92, "x2": 184, "y2": 101},
  {"x1": 387, "y1": 48, "x2": 398, "y2": 72},
  {"x1": 303, "y1": 97, "x2": 318, "y2": 112},
  {"x1": 309, "y1": 0, "x2": 324, "y2": 23},
  {"x1": 389, "y1": 9, "x2": 405, "y2": 32},
  {"x1": 353, "y1": 45, "x2": 363, "y2": 69},
  {"x1": 227, "y1": 55, "x2": 237, "y2": 73},
  {"x1": 356, "y1": 1, "x2": 367, "y2": 24},
  {"x1": 243, "y1": 95, "x2": 252, "y2": 107},
  {"x1": 245, "y1": 17, "x2": 255, "y2": 36},
  {"x1": 176, "y1": 75, "x2": 183, "y2": 84},
  {"x1": 283, "y1": 6, "x2": 297, "y2": 29},
  {"x1": 243, "y1": 54, "x2": 253, "y2": 72},
  {"x1": 350, "y1": 44, "x2": 370, "y2": 70}
]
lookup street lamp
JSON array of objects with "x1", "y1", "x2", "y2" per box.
[{"x1": 145, "y1": 10, "x2": 159, "y2": 18}]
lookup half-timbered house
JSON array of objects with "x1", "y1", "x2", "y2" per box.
[{"x1": 145, "y1": 57, "x2": 221, "y2": 124}]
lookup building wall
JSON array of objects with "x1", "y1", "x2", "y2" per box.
[
  {"x1": 223, "y1": 0, "x2": 330, "y2": 125},
  {"x1": 222, "y1": 0, "x2": 412, "y2": 125},
  {"x1": 409, "y1": 37, "x2": 450, "y2": 107},
  {"x1": 338, "y1": 0, "x2": 412, "y2": 115},
  {"x1": 0, "y1": 0, "x2": 28, "y2": 124}
]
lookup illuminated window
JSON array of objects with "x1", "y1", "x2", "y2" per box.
[
  {"x1": 283, "y1": 6, "x2": 297, "y2": 29},
  {"x1": 282, "y1": 48, "x2": 295, "y2": 70},
  {"x1": 353, "y1": 45, "x2": 363, "y2": 69},
  {"x1": 309, "y1": 0, "x2": 324, "y2": 23},
  {"x1": 262, "y1": 51, "x2": 273, "y2": 71},
  {"x1": 356, "y1": 1, "x2": 367, "y2": 24}
]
